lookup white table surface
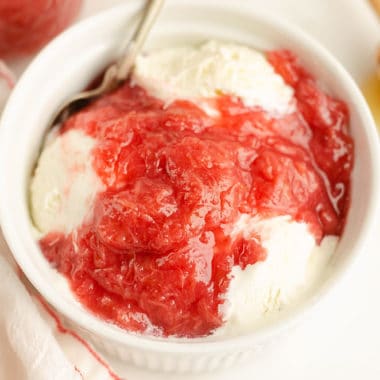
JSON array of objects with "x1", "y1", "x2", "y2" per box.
[{"x1": 8, "y1": 1, "x2": 380, "y2": 379}]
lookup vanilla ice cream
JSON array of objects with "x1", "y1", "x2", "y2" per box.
[
  {"x1": 219, "y1": 216, "x2": 337, "y2": 335},
  {"x1": 133, "y1": 40, "x2": 294, "y2": 115},
  {"x1": 30, "y1": 129, "x2": 104, "y2": 234}
]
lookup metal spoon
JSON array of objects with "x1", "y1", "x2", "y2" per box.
[{"x1": 52, "y1": 0, "x2": 165, "y2": 125}]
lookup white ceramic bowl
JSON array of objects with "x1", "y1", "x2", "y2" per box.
[{"x1": 0, "y1": 0, "x2": 379, "y2": 373}]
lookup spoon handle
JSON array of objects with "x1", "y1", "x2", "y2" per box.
[{"x1": 116, "y1": 0, "x2": 165, "y2": 81}]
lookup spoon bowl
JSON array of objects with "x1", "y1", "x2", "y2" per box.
[{"x1": 53, "y1": 0, "x2": 164, "y2": 125}]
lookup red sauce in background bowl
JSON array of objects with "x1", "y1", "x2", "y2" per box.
[{"x1": 0, "y1": 0, "x2": 82, "y2": 58}]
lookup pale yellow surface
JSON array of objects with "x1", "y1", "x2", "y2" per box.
[{"x1": 361, "y1": 73, "x2": 380, "y2": 130}]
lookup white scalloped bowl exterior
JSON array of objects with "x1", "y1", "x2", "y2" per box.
[{"x1": 0, "y1": 0, "x2": 379, "y2": 373}]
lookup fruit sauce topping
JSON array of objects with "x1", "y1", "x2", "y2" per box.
[{"x1": 39, "y1": 50, "x2": 353, "y2": 337}]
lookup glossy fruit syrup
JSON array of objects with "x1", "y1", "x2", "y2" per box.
[{"x1": 40, "y1": 50, "x2": 353, "y2": 337}]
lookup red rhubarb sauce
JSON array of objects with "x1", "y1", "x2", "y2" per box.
[
  {"x1": 0, "y1": 0, "x2": 82, "y2": 58},
  {"x1": 39, "y1": 50, "x2": 353, "y2": 337}
]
